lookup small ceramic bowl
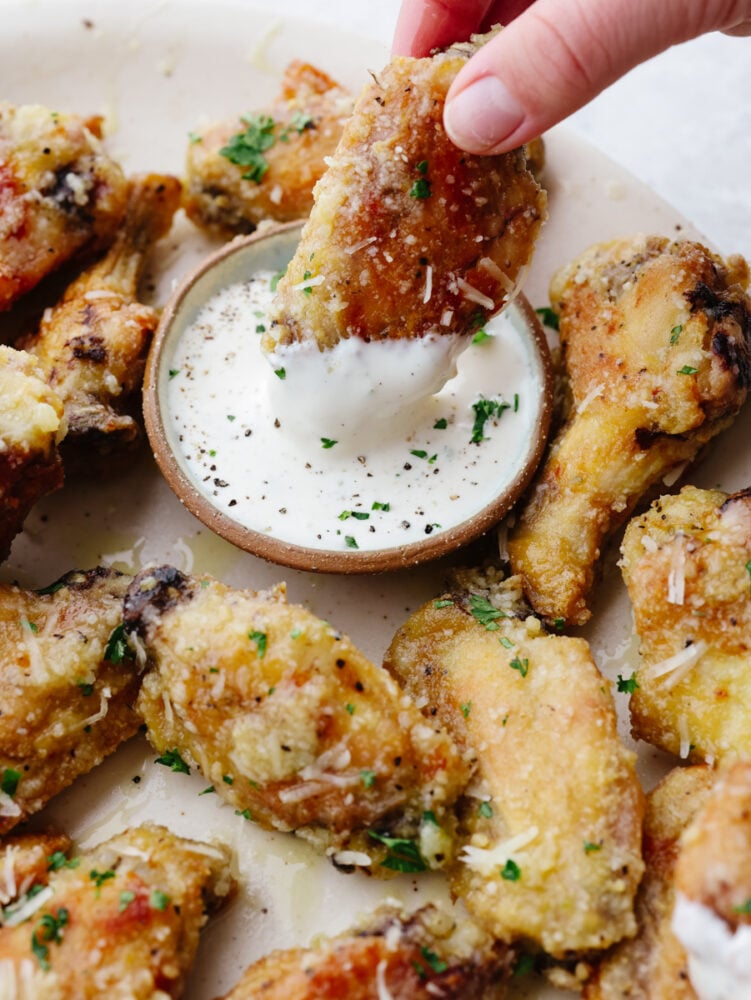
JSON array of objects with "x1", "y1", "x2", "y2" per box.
[{"x1": 144, "y1": 221, "x2": 554, "y2": 574}]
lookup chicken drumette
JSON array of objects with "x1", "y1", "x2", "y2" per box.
[{"x1": 508, "y1": 236, "x2": 751, "y2": 625}]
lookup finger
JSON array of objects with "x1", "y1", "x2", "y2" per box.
[
  {"x1": 392, "y1": 0, "x2": 495, "y2": 56},
  {"x1": 443, "y1": 0, "x2": 750, "y2": 153}
]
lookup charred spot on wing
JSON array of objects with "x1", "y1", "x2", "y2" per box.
[
  {"x1": 720, "y1": 487, "x2": 751, "y2": 511},
  {"x1": 70, "y1": 332, "x2": 107, "y2": 363},
  {"x1": 41, "y1": 163, "x2": 96, "y2": 222},
  {"x1": 634, "y1": 426, "x2": 661, "y2": 450},
  {"x1": 35, "y1": 565, "x2": 121, "y2": 596},
  {"x1": 712, "y1": 329, "x2": 751, "y2": 388},
  {"x1": 123, "y1": 565, "x2": 192, "y2": 632}
]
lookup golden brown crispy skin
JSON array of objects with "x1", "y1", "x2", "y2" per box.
[
  {"x1": 0, "y1": 831, "x2": 72, "y2": 909},
  {"x1": 184, "y1": 61, "x2": 352, "y2": 236},
  {"x1": 125, "y1": 567, "x2": 467, "y2": 866},
  {"x1": 22, "y1": 174, "x2": 181, "y2": 459},
  {"x1": 0, "y1": 102, "x2": 127, "y2": 310},
  {"x1": 265, "y1": 36, "x2": 545, "y2": 352},
  {"x1": 0, "y1": 824, "x2": 233, "y2": 998},
  {"x1": 383, "y1": 569, "x2": 644, "y2": 957},
  {"x1": 0, "y1": 567, "x2": 141, "y2": 835},
  {"x1": 0, "y1": 346, "x2": 65, "y2": 560},
  {"x1": 675, "y1": 760, "x2": 751, "y2": 929},
  {"x1": 508, "y1": 236, "x2": 751, "y2": 625},
  {"x1": 217, "y1": 903, "x2": 513, "y2": 1000},
  {"x1": 621, "y1": 486, "x2": 751, "y2": 763},
  {"x1": 583, "y1": 765, "x2": 713, "y2": 1000}
]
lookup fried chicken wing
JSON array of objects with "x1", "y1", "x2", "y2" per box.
[
  {"x1": 124, "y1": 567, "x2": 467, "y2": 867},
  {"x1": 0, "y1": 823, "x2": 233, "y2": 998},
  {"x1": 217, "y1": 903, "x2": 512, "y2": 1000},
  {"x1": 0, "y1": 567, "x2": 141, "y2": 835},
  {"x1": 384, "y1": 568, "x2": 644, "y2": 957},
  {"x1": 264, "y1": 33, "x2": 545, "y2": 354},
  {"x1": 22, "y1": 174, "x2": 181, "y2": 458},
  {"x1": 620, "y1": 485, "x2": 751, "y2": 763},
  {"x1": 583, "y1": 765, "x2": 714, "y2": 1000},
  {"x1": 184, "y1": 61, "x2": 352, "y2": 237},
  {"x1": 0, "y1": 831, "x2": 72, "y2": 911},
  {"x1": 508, "y1": 236, "x2": 751, "y2": 625},
  {"x1": 0, "y1": 346, "x2": 65, "y2": 561},
  {"x1": 0, "y1": 102, "x2": 127, "y2": 311},
  {"x1": 672, "y1": 760, "x2": 751, "y2": 1000}
]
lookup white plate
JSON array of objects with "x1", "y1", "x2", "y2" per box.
[{"x1": 2, "y1": 2, "x2": 750, "y2": 998}]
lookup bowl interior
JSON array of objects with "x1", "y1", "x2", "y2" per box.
[{"x1": 144, "y1": 222, "x2": 553, "y2": 574}]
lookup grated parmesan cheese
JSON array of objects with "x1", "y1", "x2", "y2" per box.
[
  {"x1": 2, "y1": 885, "x2": 53, "y2": 927},
  {"x1": 460, "y1": 825, "x2": 539, "y2": 874},
  {"x1": 642, "y1": 640, "x2": 708, "y2": 690},
  {"x1": 376, "y1": 960, "x2": 395, "y2": 1000},
  {"x1": 456, "y1": 278, "x2": 494, "y2": 310},
  {"x1": 423, "y1": 265, "x2": 433, "y2": 304}
]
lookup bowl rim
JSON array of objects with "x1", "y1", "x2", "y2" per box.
[{"x1": 143, "y1": 220, "x2": 554, "y2": 574}]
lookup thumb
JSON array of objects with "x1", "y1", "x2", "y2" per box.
[{"x1": 444, "y1": 0, "x2": 747, "y2": 153}]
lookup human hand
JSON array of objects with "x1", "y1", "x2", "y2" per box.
[{"x1": 392, "y1": 0, "x2": 751, "y2": 154}]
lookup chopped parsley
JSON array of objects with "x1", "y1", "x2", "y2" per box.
[
  {"x1": 552, "y1": 617, "x2": 565, "y2": 632},
  {"x1": 472, "y1": 328, "x2": 491, "y2": 344},
  {"x1": 345, "y1": 703, "x2": 355, "y2": 715},
  {"x1": 733, "y1": 898, "x2": 751, "y2": 914},
  {"x1": 199, "y1": 786, "x2": 215, "y2": 795},
  {"x1": 746, "y1": 559, "x2": 751, "y2": 589},
  {"x1": 222, "y1": 774, "x2": 234, "y2": 785},
  {"x1": 270, "y1": 269, "x2": 286, "y2": 291},
  {"x1": 344, "y1": 535, "x2": 359, "y2": 549},
  {"x1": 421, "y1": 946, "x2": 448, "y2": 974},
  {"x1": 469, "y1": 593, "x2": 505, "y2": 630},
  {"x1": 188, "y1": 131, "x2": 202, "y2": 144},
  {"x1": 321, "y1": 437, "x2": 338, "y2": 449},
  {"x1": 584, "y1": 841, "x2": 602, "y2": 854},
  {"x1": 339, "y1": 510, "x2": 369, "y2": 521},
  {"x1": 150, "y1": 889, "x2": 170, "y2": 911},
  {"x1": 47, "y1": 852, "x2": 79, "y2": 872},
  {"x1": 219, "y1": 113, "x2": 276, "y2": 182},
  {"x1": 31, "y1": 908, "x2": 68, "y2": 970},
  {"x1": 677, "y1": 365, "x2": 698, "y2": 375},
  {"x1": 410, "y1": 449, "x2": 428, "y2": 459},
  {"x1": 104, "y1": 623, "x2": 134, "y2": 664},
  {"x1": 89, "y1": 869, "x2": 115, "y2": 892},
  {"x1": 470, "y1": 397, "x2": 510, "y2": 443},
  {"x1": 119, "y1": 890, "x2": 136, "y2": 911},
  {"x1": 670, "y1": 324, "x2": 683, "y2": 344},
  {"x1": 154, "y1": 748, "x2": 190, "y2": 775},
  {"x1": 168, "y1": 368, "x2": 180, "y2": 379},
  {"x1": 433, "y1": 598, "x2": 454, "y2": 609},
  {"x1": 460, "y1": 702, "x2": 472, "y2": 718},
  {"x1": 501, "y1": 859, "x2": 521, "y2": 881},
  {"x1": 249, "y1": 630, "x2": 267, "y2": 658},
  {"x1": 274, "y1": 367, "x2": 286, "y2": 379},
  {"x1": 617, "y1": 673, "x2": 639, "y2": 694},
  {"x1": 361, "y1": 769, "x2": 376, "y2": 788},
  {"x1": 372, "y1": 501, "x2": 390, "y2": 511},
  {"x1": 478, "y1": 801, "x2": 493, "y2": 818},
  {"x1": 35, "y1": 579, "x2": 66, "y2": 596},
  {"x1": 20, "y1": 617, "x2": 38, "y2": 633},
  {"x1": 1, "y1": 768, "x2": 21, "y2": 797},
  {"x1": 513, "y1": 954, "x2": 535, "y2": 977},
  {"x1": 235, "y1": 808, "x2": 252, "y2": 820},
  {"x1": 368, "y1": 831, "x2": 427, "y2": 873},
  {"x1": 409, "y1": 161, "x2": 431, "y2": 199},
  {"x1": 499, "y1": 636, "x2": 515, "y2": 649},
  {"x1": 77, "y1": 681, "x2": 94, "y2": 697},
  {"x1": 509, "y1": 655, "x2": 529, "y2": 678},
  {"x1": 535, "y1": 306, "x2": 559, "y2": 331},
  {"x1": 281, "y1": 110, "x2": 314, "y2": 136},
  {"x1": 433, "y1": 417, "x2": 448, "y2": 429}
]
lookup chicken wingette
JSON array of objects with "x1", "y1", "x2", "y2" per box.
[
  {"x1": 216, "y1": 903, "x2": 513, "y2": 1000},
  {"x1": 384, "y1": 567, "x2": 644, "y2": 957},
  {"x1": 620, "y1": 485, "x2": 751, "y2": 762},
  {"x1": 0, "y1": 567, "x2": 141, "y2": 835},
  {"x1": 264, "y1": 32, "x2": 545, "y2": 355},
  {"x1": 0, "y1": 824, "x2": 233, "y2": 999},
  {"x1": 125, "y1": 567, "x2": 468, "y2": 868},
  {"x1": 22, "y1": 173, "x2": 181, "y2": 458},
  {"x1": 583, "y1": 765, "x2": 714, "y2": 1000},
  {"x1": 184, "y1": 61, "x2": 352, "y2": 237},
  {"x1": 0, "y1": 346, "x2": 65, "y2": 561},
  {"x1": 0, "y1": 831, "x2": 72, "y2": 913},
  {"x1": 0, "y1": 102, "x2": 127, "y2": 310},
  {"x1": 508, "y1": 236, "x2": 751, "y2": 625}
]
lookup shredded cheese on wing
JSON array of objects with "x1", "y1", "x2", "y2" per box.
[
  {"x1": 642, "y1": 640, "x2": 708, "y2": 689},
  {"x1": 456, "y1": 278, "x2": 494, "y2": 310},
  {"x1": 376, "y1": 960, "x2": 395, "y2": 1000},
  {"x1": 2, "y1": 885, "x2": 53, "y2": 927},
  {"x1": 460, "y1": 825, "x2": 539, "y2": 874}
]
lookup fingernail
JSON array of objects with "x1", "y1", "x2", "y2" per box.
[{"x1": 445, "y1": 76, "x2": 525, "y2": 152}]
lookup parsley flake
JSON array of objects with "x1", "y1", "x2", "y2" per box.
[
  {"x1": 344, "y1": 535, "x2": 359, "y2": 549},
  {"x1": 119, "y1": 890, "x2": 136, "y2": 912},
  {"x1": 478, "y1": 801, "x2": 493, "y2": 818},
  {"x1": 274, "y1": 367, "x2": 286, "y2": 379},
  {"x1": 421, "y1": 946, "x2": 448, "y2": 974},
  {"x1": 433, "y1": 598, "x2": 454, "y2": 609},
  {"x1": 617, "y1": 673, "x2": 639, "y2": 694},
  {"x1": 535, "y1": 306, "x2": 559, "y2": 331},
  {"x1": 361, "y1": 769, "x2": 376, "y2": 788},
  {"x1": 472, "y1": 328, "x2": 491, "y2": 344},
  {"x1": 249, "y1": 630, "x2": 267, "y2": 658},
  {"x1": 460, "y1": 702, "x2": 472, "y2": 718},
  {"x1": 154, "y1": 748, "x2": 190, "y2": 775},
  {"x1": 677, "y1": 365, "x2": 698, "y2": 375},
  {"x1": 47, "y1": 852, "x2": 79, "y2": 872},
  {"x1": 433, "y1": 418, "x2": 448, "y2": 429},
  {"x1": 501, "y1": 859, "x2": 521, "y2": 881},
  {"x1": 670, "y1": 324, "x2": 683, "y2": 344},
  {"x1": 470, "y1": 397, "x2": 510, "y2": 443},
  {"x1": 372, "y1": 501, "x2": 390, "y2": 511},
  {"x1": 1, "y1": 768, "x2": 21, "y2": 797},
  {"x1": 410, "y1": 177, "x2": 431, "y2": 199},
  {"x1": 509, "y1": 655, "x2": 529, "y2": 678},
  {"x1": 499, "y1": 636, "x2": 515, "y2": 649},
  {"x1": 321, "y1": 437, "x2": 338, "y2": 449},
  {"x1": 270, "y1": 269, "x2": 286, "y2": 291},
  {"x1": 584, "y1": 841, "x2": 602, "y2": 854},
  {"x1": 469, "y1": 593, "x2": 505, "y2": 630},
  {"x1": 89, "y1": 869, "x2": 115, "y2": 892},
  {"x1": 168, "y1": 368, "x2": 180, "y2": 379},
  {"x1": 367, "y1": 831, "x2": 427, "y2": 873},
  {"x1": 150, "y1": 889, "x2": 170, "y2": 911},
  {"x1": 219, "y1": 113, "x2": 276, "y2": 182},
  {"x1": 104, "y1": 623, "x2": 134, "y2": 664}
]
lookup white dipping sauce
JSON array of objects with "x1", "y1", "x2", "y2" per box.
[
  {"x1": 673, "y1": 894, "x2": 751, "y2": 1000},
  {"x1": 166, "y1": 270, "x2": 542, "y2": 552}
]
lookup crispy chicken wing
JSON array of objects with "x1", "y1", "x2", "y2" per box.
[
  {"x1": 621, "y1": 485, "x2": 751, "y2": 763},
  {"x1": 124, "y1": 567, "x2": 468, "y2": 867},
  {"x1": 264, "y1": 34, "x2": 545, "y2": 354},
  {"x1": 0, "y1": 831, "x2": 72, "y2": 911},
  {"x1": 184, "y1": 61, "x2": 352, "y2": 237},
  {"x1": 0, "y1": 567, "x2": 141, "y2": 835},
  {"x1": 508, "y1": 237, "x2": 751, "y2": 625},
  {"x1": 384, "y1": 567, "x2": 644, "y2": 957},
  {"x1": 0, "y1": 346, "x2": 65, "y2": 561},
  {"x1": 217, "y1": 902, "x2": 513, "y2": 1000},
  {"x1": 583, "y1": 765, "x2": 714, "y2": 1000},
  {"x1": 672, "y1": 760, "x2": 751, "y2": 999},
  {"x1": 0, "y1": 823, "x2": 233, "y2": 999},
  {"x1": 22, "y1": 174, "x2": 181, "y2": 458},
  {"x1": 0, "y1": 102, "x2": 127, "y2": 311}
]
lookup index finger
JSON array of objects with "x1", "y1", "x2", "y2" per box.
[{"x1": 392, "y1": 0, "x2": 495, "y2": 56}]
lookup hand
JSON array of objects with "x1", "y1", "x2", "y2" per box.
[{"x1": 392, "y1": 0, "x2": 751, "y2": 153}]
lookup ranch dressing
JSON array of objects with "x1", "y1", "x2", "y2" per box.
[
  {"x1": 166, "y1": 270, "x2": 543, "y2": 552},
  {"x1": 672, "y1": 894, "x2": 751, "y2": 1000}
]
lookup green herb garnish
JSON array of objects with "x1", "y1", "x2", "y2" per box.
[
  {"x1": 469, "y1": 593, "x2": 505, "y2": 630},
  {"x1": 1, "y1": 768, "x2": 21, "y2": 797},
  {"x1": 150, "y1": 889, "x2": 170, "y2": 911},
  {"x1": 219, "y1": 113, "x2": 276, "y2": 182},
  {"x1": 249, "y1": 630, "x2": 267, "y2": 658},
  {"x1": 470, "y1": 397, "x2": 510, "y2": 443},
  {"x1": 617, "y1": 673, "x2": 639, "y2": 694},
  {"x1": 321, "y1": 437, "x2": 338, "y2": 449},
  {"x1": 368, "y1": 831, "x2": 427, "y2": 873},
  {"x1": 670, "y1": 324, "x2": 683, "y2": 344},
  {"x1": 104, "y1": 623, "x2": 134, "y2": 664},
  {"x1": 154, "y1": 748, "x2": 190, "y2": 775},
  {"x1": 677, "y1": 365, "x2": 698, "y2": 375},
  {"x1": 535, "y1": 306, "x2": 559, "y2": 331},
  {"x1": 478, "y1": 801, "x2": 493, "y2": 818},
  {"x1": 501, "y1": 859, "x2": 521, "y2": 881},
  {"x1": 509, "y1": 655, "x2": 529, "y2": 678}
]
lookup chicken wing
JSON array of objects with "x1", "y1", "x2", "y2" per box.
[
  {"x1": 0, "y1": 102, "x2": 127, "y2": 311},
  {"x1": 0, "y1": 831, "x2": 72, "y2": 912},
  {"x1": 508, "y1": 236, "x2": 751, "y2": 625},
  {"x1": 384, "y1": 566, "x2": 644, "y2": 957},
  {"x1": 124, "y1": 567, "x2": 468, "y2": 867},
  {"x1": 184, "y1": 61, "x2": 352, "y2": 237},
  {"x1": 264, "y1": 33, "x2": 545, "y2": 354},
  {"x1": 0, "y1": 346, "x2": 65, "y2": 561},
  {"x1": 620, "y1": 485, "x2": 751, "y2": 763},
  {"x1": 217, "y1": 902, "x2": 512, "y2": 1000},
  {"x1": 22, "y1": 173, "x2": 181, "y2": 459},
  {"x1": 0, "y1": 823, "x2": 232, "y2": 998},
  {"x1": 0, "y1": 567, "x2": 141, "y2": 835},
  {"x1": 672, "y1": 760, "x2": 751, "y2": 1000},
  {"x1": 583, "y1": 765, "x2": 714, "y2": 1000}
]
